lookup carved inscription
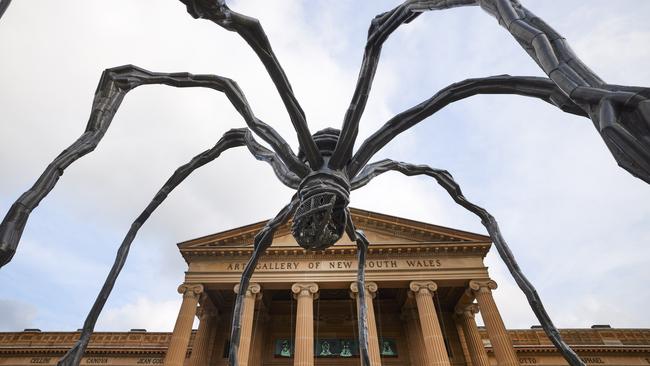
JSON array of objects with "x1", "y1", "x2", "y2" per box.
[
  {"x1": 84, "y1": 358, "x2": 108, "y2": 364},
  {"x1": 519, "y1": 357, "x2": 537, "y2": 364},
  {"x1": 224, "y1": 258, "x2": 442, "y2": 272},
  {"x1": 405, "y1": 259, "x2": 441, "y2": 267},
  {"x1": 30, "y1": 358, "x2": 51, "y2": 364},
  {"x1": 583, "y1": 357, "x2": 604, "y2": 364},
  {"x1": 136, "y1": 358, "x2": 163, "y2": 364}
]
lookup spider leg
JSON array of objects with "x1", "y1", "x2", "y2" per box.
[
  {"x1": 351, "y1": 159, "x2": 586, "y2": 366},
  {"x1": 330, "y1": 0, "x2": 473, "y2": 169},
  {"x1": 180, "y1": 0, "x2": 322, "y2": 169},
  {"x1": 348, "y1": 74, "x2": 585, "y2": 176},
  {"x1": 348, "y1": 0, "x2": 650, "y2": 181},
  {"x1": 0, "y1": 64, "x2": 309, "y2": 268},
  {"x1": 589, "y1": 91, "x2": 650, "y2": 183},
  {"x1": 476, "y1": 0, "x2": 650, "y2": 182},
  {"x1": 344, "y1": 213, "x2": 371, "y2": 366},
  {"x1": 0, "y1": 0, "x2": 10, "y2": 20},
  {"x1": 54, "y1": 128, "x2": 297, "y2": 366},
  {"x1": 229, "y1": 198, "x2": 299, "y2": 366}
]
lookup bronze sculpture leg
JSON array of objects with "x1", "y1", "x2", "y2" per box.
[
  {"x1": 345, "y1": 214, "x2": 371, "y2": 366},
  {"x1": 228, "y1": 200, "x2": 298, "y2": 366},
  {"x1": 0, "y1": 64, "x2": 306, "y2": 269},
  {"x1": 351, "y1": 159, "x2": 585, "y2": 366},
  {"x1": 55, "y1": 128, "x2": 297, "y2": 366}
]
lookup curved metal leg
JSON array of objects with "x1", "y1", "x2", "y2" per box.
[
  {"x1": 0, "y1": 0, "x2": 11, "y2": 20},
  {"x1": 228, "y1": 199, "x2": 298, "y2": 366},
  {"x1": 348, "y1": 74, "x2": 586, "y2": 176},
  {"x1": 181, "y1": 0, "x2": 322, "y2": 169},
  {"x1": 330, "y1": 0, "x2": 476, "y2": 168},
  {"x1": 345, "y1": 214, "x2": 371, "y2": 366},
  {"x1": 349, "y1": 0, "x2": 650, "y2": 182},
  {"x1": 55, "y1": 129, "x2": 294, "y2": 366},
  {"x1": 0, "y1": 64, "x2": 307, "y2": 269},
  {"x1": 351, "y1": 159, "x2": 586, "y2": 366}
]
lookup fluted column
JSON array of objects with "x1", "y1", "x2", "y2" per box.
[
  {"x1": 189, "y1": 296, "x2": 219, "y2": 366},
  {"x1": 401, "y1": 302, "x2": 425, "y2": 366},
  {"x1": 248, "y1": 303, "x2": 269, "y2": 366},
  {"x1": 291, "y1": 283, "x2": 319, "y2": 366},
  {"x1": 164, "y1": 284, "x2": 204, "y2": 366},
  {"x1": 455, "y1": 304, "x2": 490, "y2": 366},
  {"x1": 469, "y1": 280, "x2": 519, "y2": 366},
  {"x1": 234, "y1": 283, "x2": 262, "y2": 366},
  {"x1": 454, "y1": 319, "x2": 473, "y2": 366},
  {"x1": 409, "y1": 281, "x2": 450, "y2": 366},
  {"x1": 350, "y1": 281, "x2": 381, "y2": 366}
]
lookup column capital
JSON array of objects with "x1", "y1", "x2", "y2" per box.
[
  {"x1": 291, "y1": 282, "x2": 319, "y2": 300},
  {"x1": 178, "y1": 284, "x2": 204, "y2": 299},
  {"x1": 234, "y1": 282, "x2": 262, "y2": 300},
  {"x1": 349, "y1": 281, "x2": 378, "y2": 299},
  {"x1": 409, "y1": 280, "x2": 438, "y2": 296},
  {"x1": 469, "y1": 279, "x2": 498, "y2": 293},
  {"x1": 455, "y1": 303, "x2": 480, "y2": 319}
]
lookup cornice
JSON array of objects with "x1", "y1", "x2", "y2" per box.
[
  {"x1": 181, "y1": 241, "x2": 491, "y2": 261},
  {"x1": 511, "y1": 345, "x2": 650, "y2": 354},
  {"x1": 178, "y1": 208, "x2": 490, "y2": 251}
]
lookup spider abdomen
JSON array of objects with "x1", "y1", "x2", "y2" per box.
[{"x1": 292, "y1": 170, "x2": 350, "y2": 250}]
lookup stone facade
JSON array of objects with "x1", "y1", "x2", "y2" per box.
[{"x1": 2, "y1": 208, "x2": 649, "y2": 366}]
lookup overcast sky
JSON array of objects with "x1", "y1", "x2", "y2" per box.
[{"x1": 0, "y1": 0, "x2": 649, "y2": 333}]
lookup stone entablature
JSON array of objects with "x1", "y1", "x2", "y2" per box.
[{"x1": 2, "y1": 329, "x2": 649, "y2": 365}]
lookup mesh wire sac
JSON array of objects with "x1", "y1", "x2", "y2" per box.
[{"x1": 291, "y1": 192, "x2": 345, "y2": 250}]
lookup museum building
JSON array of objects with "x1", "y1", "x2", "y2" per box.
[{"x1": 1, "y1": 208, "x2": 649, "y2": 366}]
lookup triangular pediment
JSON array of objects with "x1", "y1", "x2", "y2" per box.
[{"x1": 178, "y1": 208, "x2": 489, "y2": 252}]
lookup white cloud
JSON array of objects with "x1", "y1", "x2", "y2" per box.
[
  {"x1": 99, "y1": 297, "x2": 187, "y2": 332},
  {"x1": 0, "y1": 299, "x2": 37, "y2": 331}
]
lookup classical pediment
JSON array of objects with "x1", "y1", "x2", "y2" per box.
[{"x1": 178, "y1": 208, "x2": 490, "y2": 253}]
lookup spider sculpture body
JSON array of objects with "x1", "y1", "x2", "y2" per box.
[{"x1": 0, "y1": 1, "x2": 649, "y2": 366}]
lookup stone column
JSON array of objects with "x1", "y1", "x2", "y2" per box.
[
  {"x1": 248, "y1": 303, "x2": 269, "y2": 366},
  {"x1": 234, "y1": 283, "x2": 262, "y2": 366},
  {"x1": 164, "y1": 284, "x2": 204, "y2": 366},
  {"x1": 401, "y1": 302, "x2": 425, "y2": 366},
  {"x1": 455, "y1": 304, "x2": 490, "y2": 366},
  {"x1": 409, "y1": 281, "x2": 450, "y2": 366},
  {"x1": 350, "y1": 281, "x2": 381, "y2": 366},
  {"x1": 291, "y1": 283, "x2": 319, "y2": 366},
  {"x1": 189, "y1": 296, "x2": 219, "y2": 366},
  {"x1": 454, "y1": 320, "x2": 473, "y2": 366},
  {"x1": 469, "y1": 280, "x2": 519, "y2": 366}
]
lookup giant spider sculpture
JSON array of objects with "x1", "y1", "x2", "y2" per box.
[{"x1": 0, "y1": 1, "x2": 649, "y2": 366}]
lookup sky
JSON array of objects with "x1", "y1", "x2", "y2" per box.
[{"x1": 0, "y1": 0, "x2": 649, "y2": 333}]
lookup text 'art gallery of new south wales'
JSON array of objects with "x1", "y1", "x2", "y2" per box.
[{"x1": 1, "y1": 209, "x2": 649, "y2": 366}]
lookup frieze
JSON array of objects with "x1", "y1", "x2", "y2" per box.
[{"x1": 222, "y1": 258, "x2": 443, "y2": 272}]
